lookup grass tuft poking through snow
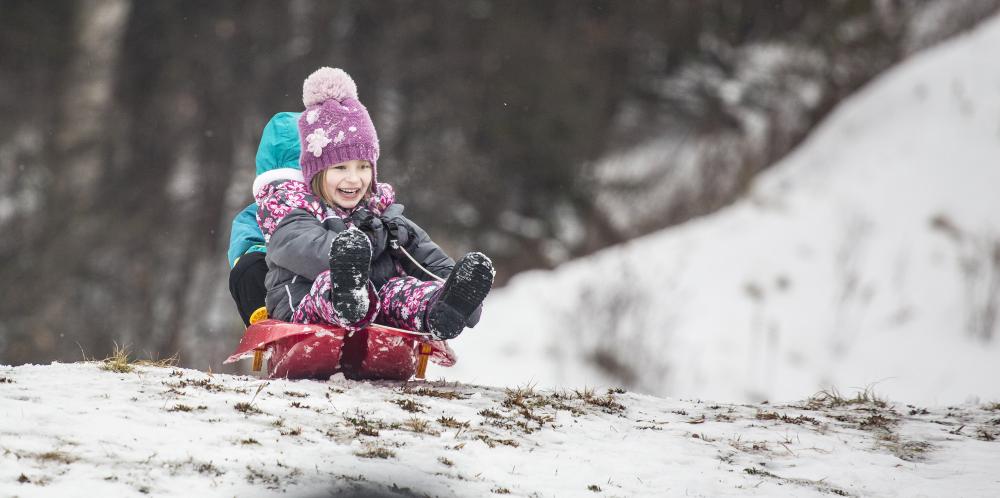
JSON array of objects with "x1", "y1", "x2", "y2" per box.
[
  {"x1": 804, "y1": 386, "x2": 888, "y2": 410},
  {"x1": 354, "y1": 445, "x2": 396, "y2": 459},
  {"x1": 98, "y1": 343, "x2": 178, "y2": 374},
  {"x1": 99, "y1": 342, "x2": 134, "y2": 373},
  {"x1": 233, "y1": 402, "x2": 262, "y2": 415}
]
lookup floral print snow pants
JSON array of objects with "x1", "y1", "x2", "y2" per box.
[{"x1": 292, "y1": 272, "x2": 442, "y2": 332}]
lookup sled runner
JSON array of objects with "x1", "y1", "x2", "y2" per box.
[{"x1": 224, "y1": 311, "x2": 456, "y2": 381}]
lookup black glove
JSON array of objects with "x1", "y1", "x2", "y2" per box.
[
  {"x1": 382, "y1": 216, "x2": 419, "y2": 254},
  {"x1": 349, "y1": 207, "x2": 389, "y2": 260},
  {"x1": 349, "y1": 206, "x2": 375, "y2": 230}
]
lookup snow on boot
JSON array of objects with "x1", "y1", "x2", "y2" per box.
[
  {"x1": 427, "y1": 252, "x2": 494, "y2": 340},
  {"x1": 329, "y1": 227, "x2": 372, "y2": 325}
]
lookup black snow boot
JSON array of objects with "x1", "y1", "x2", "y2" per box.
[
  {"x1": 329, "y1": 228, "x2": 373, "y2": 324},
  {"x1": 427, "y1": 252, "x2": 495, "y2": 340}
]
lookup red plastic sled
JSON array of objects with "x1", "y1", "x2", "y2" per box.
[{"x1": 224, "y1": 319, "x2": 457, "y2": 380}]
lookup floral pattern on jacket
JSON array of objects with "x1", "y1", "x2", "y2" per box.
[{"x1": 254, "y1": 180, "x2": 396, "y2": 241}]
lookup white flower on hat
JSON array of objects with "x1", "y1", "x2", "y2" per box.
[{"x1": 305, "y1": 128, "x2": 332, "y2": 157}]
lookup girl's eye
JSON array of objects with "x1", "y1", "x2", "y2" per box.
[
  {"x1": 334, "y1": 165, "x2": 347, "y2": 170},
  {"x1": 361, "y1": 163, "x2": 371, "y2": 169}
]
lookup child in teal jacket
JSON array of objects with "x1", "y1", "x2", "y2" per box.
[{"x1": 227, "y1": 112, "x2": 302, "y2": 325}]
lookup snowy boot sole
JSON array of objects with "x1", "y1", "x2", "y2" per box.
[
  {"x1": 329, "y1": 228, "x2": 372, "y2": 325},
  {"x1": 427, "y1": 252, "x2": 494, "y2": 340}
]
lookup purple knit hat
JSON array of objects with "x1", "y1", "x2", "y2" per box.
[{"x1": 298, "y1": 67, "x2": 380, "y2": 195}]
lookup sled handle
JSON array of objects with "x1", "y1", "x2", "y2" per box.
[
  {"x1": 415, "y1": 343, "x2": 433, "y2": 379},
  {"x1": 249, "y1": 307, "x2": 268, "y2": 372}
]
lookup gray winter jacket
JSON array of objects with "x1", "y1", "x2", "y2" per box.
[{"x1": 263, "y1": 201, "x2": 454, "y2": 321}]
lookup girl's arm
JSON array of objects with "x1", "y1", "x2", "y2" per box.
[
  {"x1": 393, "y1": 214, "x2": 455, "y2": 280},
  {"x1": 267, "y1": 210, "x2": 344, "y2": 281}
]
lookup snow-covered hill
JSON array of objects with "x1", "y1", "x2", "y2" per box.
[
  {"x1": 449, "y1": 14, "x2": 1000, "y2": 406},
  {"x1": 2, "y1": 362, "x2": 998, "y2": 497}
]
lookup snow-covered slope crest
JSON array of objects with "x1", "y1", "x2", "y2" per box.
[
  {"x1": 450, "y1": 14, "x2": 1000, "y2": 405},
  {"x1": 2, "y1": 363, "x2": 999, "y2": 497}
]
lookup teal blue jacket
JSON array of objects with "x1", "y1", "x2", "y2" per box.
[
  {"x1": 227, "y1": 203, "x2": 265, "y2": 267},
  {"x1": 227, "y1": 112, "x2": 302, "y2": 268}
]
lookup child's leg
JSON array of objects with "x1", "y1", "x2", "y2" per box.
[
  {"x1": 426, "y1": 252, "x2": 494, "y2": 340},
  {"x1": 329, "y1": 228, "x2": 373, "y2": 324},
  {"x1": 377, "y1": 276, "x2": 442, "y2": 331},
  {"x1": 291, "y1": 270, "x2": 379, "y2": 328},
  {"x1": 228, "y1": 251, "x2": 268, "y2": 326}
]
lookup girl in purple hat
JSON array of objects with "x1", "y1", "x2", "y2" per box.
[{"x1": 254, "y1": 67, "x2": 494, "y2": 341}]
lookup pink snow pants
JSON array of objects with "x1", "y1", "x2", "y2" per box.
[{"x1": 291, "y1": 273, "x2": 442, "y2": 332}]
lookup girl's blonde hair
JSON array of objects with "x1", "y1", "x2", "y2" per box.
[
  {"x1": 310, "y1": 167, "x2": 371, "y2": 208},
  {"x1": 311, "y1": 169, "x2": 331, "y2": 206}
]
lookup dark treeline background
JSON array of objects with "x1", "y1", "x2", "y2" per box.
[{"x1": 1, "y1": 0, "x2": 995, "y2": 370}]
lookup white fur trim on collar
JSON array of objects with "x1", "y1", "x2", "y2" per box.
[{"x1": 252, "y1": 168, "x2": 305, "y2": 197}]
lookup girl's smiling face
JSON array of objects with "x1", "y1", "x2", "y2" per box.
[{"x1": 320, "y1": 159, "x2": 372, "y2": 209}]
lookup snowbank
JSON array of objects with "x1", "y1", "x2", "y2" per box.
[{"x1": 449, "y1": 14, "x2": 1000, "y2": 406}]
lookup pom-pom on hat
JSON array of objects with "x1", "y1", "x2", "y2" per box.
[
  {"x1": 298, "y1": 67, "x2": 380, "y2": 195},
  {"x1": 303, "y1": 68, "x2": 358, "y2": 106}
]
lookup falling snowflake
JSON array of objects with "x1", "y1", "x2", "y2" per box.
[
  {"x1": 306, "y1": 128, "x2": 331, "y2": 157},
  {"x1": 306, "y1": 109, "x2": 320, "y2": 124},
  {"x1": 349, "y1": 126, "x2": 357, "y2": 132},
  {"x1": 333, "y1": 130, "x2": 346, "y2": 144}
]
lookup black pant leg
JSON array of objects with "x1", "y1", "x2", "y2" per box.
[{"x1": 228, "y1": 251, "x2": 268, "y2": 326}]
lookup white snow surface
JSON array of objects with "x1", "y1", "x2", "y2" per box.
[
  {"x1": 2, "y1": 362, "x2": 999, "y2": 497},
  {"x1": 450, "y1": 14, "x2": 1000, "y2": 406}
]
